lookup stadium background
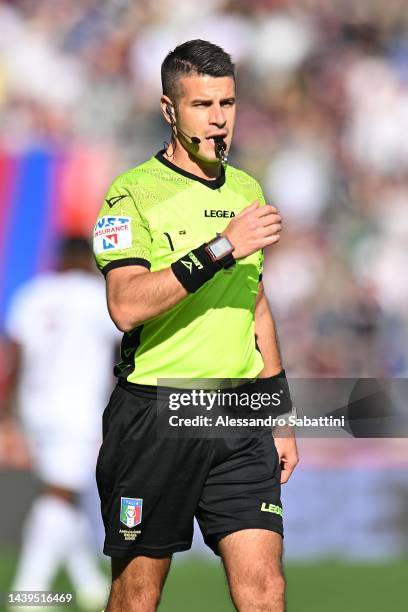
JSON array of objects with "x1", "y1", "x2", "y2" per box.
[{"x1": 0, "y1": 0, "x2": 407, "y2": 610}]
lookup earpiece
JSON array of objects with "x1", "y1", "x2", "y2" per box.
[
  {"x1": 164, "y1": 102, "x2": 201, "y2": 146},
  {"x1": 166, "y1": 104, "x2": 175, "y2": 123}
]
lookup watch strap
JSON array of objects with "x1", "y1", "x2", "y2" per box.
[{"x1": 218, "y1": 251, "x2": 235, "y2": 269}]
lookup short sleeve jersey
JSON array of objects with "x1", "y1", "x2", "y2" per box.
[
  {"x1": 5, "y1": 271, "x2": 121, "y2": 420},
  {"x1": 93, "y1": 151, "x2": 266, "y2": 386}
]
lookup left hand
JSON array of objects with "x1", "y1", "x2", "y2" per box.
[{"x1": 274, "y1": 426, "x2": 299, "y2": 484}]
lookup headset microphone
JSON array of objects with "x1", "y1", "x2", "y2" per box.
[
  {"x1": 177, "y1": 126, "x2": 201, "y2": 145},
  {"x1": 166, "y1": 105, "x2": 201, "y2": 145}
]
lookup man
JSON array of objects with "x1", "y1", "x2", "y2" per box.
[
  {"x1": 94, "y1": 40, "x2": 298, "y2": 612},
  {"x1": 4, "y1": 237, "x2": 120, "y2": 611}
]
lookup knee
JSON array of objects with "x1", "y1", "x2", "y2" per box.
[
  {"x1": 108, "y1": 556, "x2": 169, "y2": 612},
  {"x1": 107, "y1": 584, "x2": 161, "y2": 612},
  {"x1": 266, "y1": 574, "x2": 286, "y2": 599},
  {"x1": 234, "y1": 573, "x2": 286, "y2": 609}
]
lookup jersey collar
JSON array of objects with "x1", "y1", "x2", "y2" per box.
[{"x1": 155, "y1": 149, "x2": 225, "y2": 190}]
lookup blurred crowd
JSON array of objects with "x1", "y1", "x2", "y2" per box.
[
  {"x1": 1, "y1": 0, "x2": 407, "y2": 380},
  {"x1": 0, "y1": 2, "x2": 407, "y2": 568}
]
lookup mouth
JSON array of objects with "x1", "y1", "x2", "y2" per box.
[{"x1": 206, "y1": 133, "x2": 227, "y2": 141}]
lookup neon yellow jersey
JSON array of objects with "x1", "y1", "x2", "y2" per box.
[{"x1": 93, "y1": 151, "x2": 266, "y2": 385}]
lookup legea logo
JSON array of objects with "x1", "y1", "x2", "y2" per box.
[
  {"x1": 204, "y1": 210, "x2": 235, "y2": 218},
  {"x1": 260, "y1": 503, "x2": 283, "y2": 517}
]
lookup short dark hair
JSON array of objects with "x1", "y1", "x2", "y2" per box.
[
  {"x1": 59, "y1": 236, "x2": 92, "y2": 260},
  {"x1": 161, "y1": 39, "x2": 235, "y2": 102},
  {"x1": 56, "y1": 235, "x2": 93, "y2": 271}
]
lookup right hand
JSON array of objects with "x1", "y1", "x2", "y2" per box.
[{"x1": 223, "y1": 201, "x2": 282, "y2": 260}]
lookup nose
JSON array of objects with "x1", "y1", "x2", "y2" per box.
[{"x1": 209, "y1": 104, "x2": 226, "y2": 128}]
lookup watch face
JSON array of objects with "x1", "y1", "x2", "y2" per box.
[{"x1": 209, "y1": 236, "x2": 232, "y2": 258}]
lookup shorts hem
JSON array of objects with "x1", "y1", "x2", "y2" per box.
[
  {"x1": 205, "y1": 523, "x2": 284, "y2": 556},
  {"x1": 103, "y1": 541, "x2": 192, "y2": 559}
]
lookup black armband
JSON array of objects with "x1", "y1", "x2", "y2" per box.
[
  {"x1": 255, "y1": 369, "x2": 293, "y2": 416},
  {"x1": 171, "y1": 242, "x2": 235, "y2": 293},
  {"x1": 273, "y1": 369, "x2": 294, "y2": 417}
]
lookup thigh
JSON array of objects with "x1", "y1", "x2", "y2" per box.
[
  {"x1": 219, "y1": 529, "x2": 285, "y2": 610},
  {"x1": 196, "y1": 432, "x2": 283, "y2": 555},
  {"x1": 219, "y1": 528, "x2": 283, "y2": 580}
]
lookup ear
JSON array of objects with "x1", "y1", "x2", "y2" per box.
[{"x1": 160, "y1": 95, "x2": 174, "y2": 126}]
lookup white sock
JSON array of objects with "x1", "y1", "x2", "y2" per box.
[
  {"x1": 65, "y1": 510, "x2": 108, "y2": 596},
  {"x1": 12, "y1": 495, "x2": 79, "y2": 591}
]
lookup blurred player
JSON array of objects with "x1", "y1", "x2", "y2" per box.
[{"x1": 3, "y1": 237, "x2": 120, "y2": 610}]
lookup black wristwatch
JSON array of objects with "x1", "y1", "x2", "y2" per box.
[{"x1": 204, "y1": 235, "x2": 235, "y2": 269}]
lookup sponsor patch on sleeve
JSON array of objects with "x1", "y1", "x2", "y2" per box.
[{"x1": 93, "y1": 216, "x2": 132, "y2": 255}]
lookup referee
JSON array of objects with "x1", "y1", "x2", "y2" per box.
[{"x1": 93, "y1": 40, "x2": 298, "y2": 612}]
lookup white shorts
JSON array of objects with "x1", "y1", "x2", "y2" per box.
[{"x1": 25, "y1": 430, "x2": 101, "y2": 491}]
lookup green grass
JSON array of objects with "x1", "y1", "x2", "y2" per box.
[
  {"x1": 284, "y1": 560, "x2": 407, "y2": 612},
  {"x1": 1, "y1": 552, "x2": 407, "y2": 611}
]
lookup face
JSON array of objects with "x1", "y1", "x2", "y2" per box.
[{"x1": 163, "y1": 74, "x2": 236, "y2": 163}]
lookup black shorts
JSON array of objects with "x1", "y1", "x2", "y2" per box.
[{"x1": 96, "y1": 383, "x2": 283, "y2": 559}]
